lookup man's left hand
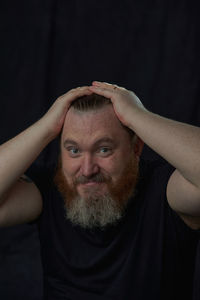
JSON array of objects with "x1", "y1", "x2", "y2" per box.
[{"x1": 89, "y1": 81, "x2": 146, "y2": 130}]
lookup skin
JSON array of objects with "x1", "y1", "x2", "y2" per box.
[
  {"x1": 89, "y1": 81, "x2": 200, "y2": 229},
  {"x1": 1, "y1": 82, "x2": 200, "y2": 229},
  {"x1": 0, "y1": 86, "x2": 93, "y2": 201},
  {"x1": 60, "y1": 105, "x2": 143, "y2": 198},
  {"x1": 0, "y1": 87, "x2": 94, "y2": 226}
]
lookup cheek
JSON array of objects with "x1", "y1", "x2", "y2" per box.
[
  {"x1": 61, "y1": 154, "x2": 80, "y2": 178},
  {"x1": 99, "y1": 156, "x2": 123, "y2": 178},
  {"x1": 103, "y1": 151, "x2": 133, "y2": 180}
]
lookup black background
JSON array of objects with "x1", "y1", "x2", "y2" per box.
[{"x1": 0, "y1": 1, "x2": 200, "y2": 299}]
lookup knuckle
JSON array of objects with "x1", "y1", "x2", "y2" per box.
[{"x1": 57, "y1": 96, "x2": 63, "y2": 101}]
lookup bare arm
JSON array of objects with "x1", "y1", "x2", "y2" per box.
[
  {"x1": 89, "y1": 82, "x2": 200, "y2": 229},
  {"x1": 0, "y1": 87, "x2": 92, "y2": 227},
  {"x1": 0, "y1": 119, "x2": 53, "y2": 202}
]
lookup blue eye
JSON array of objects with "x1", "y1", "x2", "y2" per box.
[
  {"x1": 100, "y1": 147, "x2": 109, "y2": 153},
  {"x1": 71, "y1": 148, "x2": 79, "y2": 154},
  {"x1": 67, "y1": 147, "x2": 80, "y2": 157},
  {"x1": 98, "y1": 147, "x2": 112, "y2": 156}
]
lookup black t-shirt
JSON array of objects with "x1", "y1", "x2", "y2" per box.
[{"x1": 27, "y1": 159, "x2": 200, "y2": 300}]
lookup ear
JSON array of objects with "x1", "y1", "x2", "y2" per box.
[{"x1": 133, "y1": 136, "x2": 144, "y2": 158}]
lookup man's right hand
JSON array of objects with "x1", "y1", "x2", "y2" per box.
[
  {"x1": 41, "y1": 86, "x2": 92, "y2": 140},
  {"x1": 0, "y1": 86, "x2": 92, "y2": 227}
]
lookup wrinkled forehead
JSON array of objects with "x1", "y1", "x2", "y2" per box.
[{"x1": 61, "y1": 105, "x2": 130, "y2": 143}]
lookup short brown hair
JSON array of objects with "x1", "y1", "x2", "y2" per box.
[
  {"x1": 71, "y1": 93, "x2": 111, "y2": 111},
  {"x1": 70, "y1": 93, "x2": 136, "y2": 142}
]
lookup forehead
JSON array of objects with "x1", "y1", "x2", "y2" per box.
[{"x1": 61, "y1": 105, "x2": 130, "y2": 145}]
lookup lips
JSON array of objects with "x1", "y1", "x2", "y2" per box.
[{"x1": 81, "y1": 181, "x2": 101, "y2": 186}]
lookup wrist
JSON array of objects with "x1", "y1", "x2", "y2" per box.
[
  {"x1": 33, "y1": 117, "x2": 58, "y2": 145},
  {"x1": 126, "y1": 106, "x2": 149, "y2": 132}
]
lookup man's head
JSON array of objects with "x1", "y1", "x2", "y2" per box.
[{"x1": 54, "y1": 93, "x2": 144, "y2": 229}]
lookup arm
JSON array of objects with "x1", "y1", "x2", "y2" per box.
[
  {"x1": 89, "y1": 81, "x2": 200, "y2": 229},
  {"x1": 0, "y1": 87, "x2": 92, "y2": 227}
]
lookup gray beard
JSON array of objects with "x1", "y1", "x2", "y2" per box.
[
  {"x1": 64, "y1": 191, "x2": 127, "y2": 230},
  {"x1": 54, "y1": 153, "x2": 139, "y2": 230}
]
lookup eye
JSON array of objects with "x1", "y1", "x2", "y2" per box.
[
  {"x1": 98, "y1": 147, "x2": 112, "y2": 156},
  {"x1": 67, "y1": 147, "x2": 80, "y2": 157},
  {"x1": 100, "y1": 147, "x2": 109, "y2": 153}
]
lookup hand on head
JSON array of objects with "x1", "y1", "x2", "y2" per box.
[
  {"x1": 44, "y1": 81, "x2": 145, "y2": 141},
  {"x1": 89, "y1": 81, "x2": 145, "y2": 129},
  {"x1": 43, "y1": 86, "x2": 93, "y2": 139}
]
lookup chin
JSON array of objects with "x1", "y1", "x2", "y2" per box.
[{"x1": 54, "y1": 153, "x2": 139, "y2": 229}]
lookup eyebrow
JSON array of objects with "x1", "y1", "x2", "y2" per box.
[
  {"x1": 93, "y1": 137, "x2": 116, "y2": 146},
  {"x1": 63, "y1": 139, "x2": 78, "y2": 147},
  {"x1": 63, "y1": 137, "x2": 116, "y2": 148}
]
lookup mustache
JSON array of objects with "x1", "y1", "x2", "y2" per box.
[{"x1": 74, "y1": 173, "x2": 110, "y2": 185}]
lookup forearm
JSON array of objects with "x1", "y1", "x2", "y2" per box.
[
  {"x1": 0, "y1": 118, "x2": 53, "y2": 201},
  {"x1": 0, "y1": 87, "x2": 93, "y2": 204},
  {"x1": 130, "y1": 109, "x2": 200, "y2": 188}
]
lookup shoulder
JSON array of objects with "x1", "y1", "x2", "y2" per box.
[
  {"x1": 135, "y1": 157, "x2": 174, "y2": 211},
  {"x1": 26, "y1": 161, "x2": 57, "y2": 197},
  {"x1": 140, "y1": 158, "x2": 200, "y2": 233},
  {"x1": 138, "y1": 158, "x2": 175, "y2": 189}
]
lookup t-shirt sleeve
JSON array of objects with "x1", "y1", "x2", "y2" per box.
[
  {"x1": 26, "y1": 162, "x2": 56, "y2": 199},
  {"x1": 149, "y1": 158, "x2": 200, "y2": 237},
  {"x1": 25, "y1": 162, "x2": 56, "y2": 224}
]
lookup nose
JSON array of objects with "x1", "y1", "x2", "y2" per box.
[{"x1": 80, "y1": 153, "x2": 99, "y2": 177}]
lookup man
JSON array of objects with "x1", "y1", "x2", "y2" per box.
[{"x1": 0, "y1": 81, "x2": 200, "y2": 299}]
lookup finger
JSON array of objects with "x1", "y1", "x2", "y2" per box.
[
  {"x1": 56, "y1": 88, "x2": 93, "y2": 112},
  {"x1": 67, "y1": 88, "x2": 93, "y2": 103},
  {"x1": 67, "y1": 86, "x2": 91, "y2": 95},
  {"x1": 89, "y1": 86, "x2": 115, "y2": 101},
  {"x1": 59, "y1": 86, "x2": 92, "y2": 100},
  {"x1": 92, "y1": 81, "x2": 120, "y2": 90}
]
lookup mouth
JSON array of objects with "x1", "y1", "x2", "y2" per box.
[{"x1": 79, "y1": 182, "x2": 103, "y2": 187}]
